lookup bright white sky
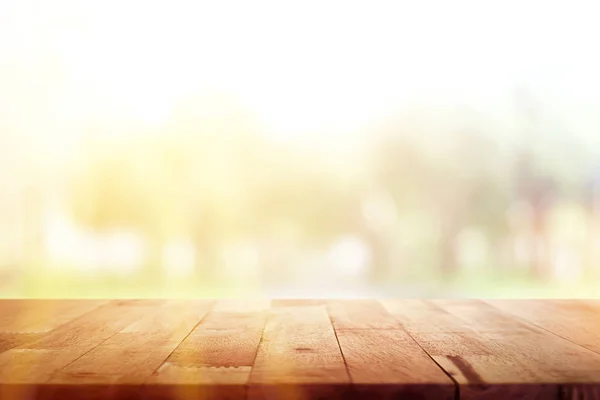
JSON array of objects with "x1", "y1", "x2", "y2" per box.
[{"x1": 1, "y1": 0, "x2": 599, "y2": 142}]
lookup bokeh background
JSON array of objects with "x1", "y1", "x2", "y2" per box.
[{"x1": 1, "y1": 0, "x2": 600, "y2": 298}]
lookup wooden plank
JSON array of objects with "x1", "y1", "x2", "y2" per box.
[
  {"x1": 381, "y1": 299, "x2": 493, "y2": 359},
  {"x1": 0, "y1": 300, "x2": 107, "y2": 333},
  {"x1": 248, "y1": 305, "x2": 350, "y2": 400},
  {"x1": 383, "y1": 299, "x2": 600, "y2": 399},
  {"x1": 432, "y1": 300, "x2": 600, "y2": 400},
  {"x1": 0, "y1": 300, "x2": 155, "y2": 385},
  {"x1": 213, "y1": 299, "x2": 270, "y2": 312},
  {"x1": 336, "y1": 329, "x2": 455, "y2": 400},
  {"x1": 148, "y1": 300, "x2": 266, "y2": 400},
  {"x1": 50, "y1": 300, "x2": 213, "y2": 385},
  {"x1": 20, "y1": 300, "x2": 159, "y2": 351},
  {"x1": 0, "y1": 300, "x2": 57, "y2": 330},
  {"x1": 147, "y1": 366, "x2": 251, "y2": 400},
  {"x1": 0, "y1": 333, "x2": 42, "y2": 355},
  {"x1": 328, "y1": 300, "x2": 401, "y2": 330},
  {"x1": 486, "y1": 300, "x2": 600, "y2": 354},
  {"x1": 271, "y1": 299, "x2": 327, "y2": 308},
  {"x1": 430, "y1": 299, "x2": 539, "y2": 334},
  {"x1": 158, "y1": 308, "x2": 266, "y2": 368},
  {"x1": 0, "y1": 383, "x2": 143, "y2": 400},
  {"x1": 380, "y1": 299, "x2": 472, "y2": 333},
  {"x1": 5, "y1": 299, "x2": 600, "y2": 400},
  {"x1": 483, "y1": 300, "x2": 600, "y2": 400}
]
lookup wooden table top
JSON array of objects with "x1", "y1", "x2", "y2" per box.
[{"x1": 0, "y1": 299, "x2": 599, "y2": 400}]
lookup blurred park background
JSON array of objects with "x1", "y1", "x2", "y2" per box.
[{"x1": 2, "y1": 0, "x2": 600, "y2": 298}]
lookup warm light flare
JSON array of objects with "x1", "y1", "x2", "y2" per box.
[{"x1": 2, "y1": 0, "x2": 600, "y2": 298}]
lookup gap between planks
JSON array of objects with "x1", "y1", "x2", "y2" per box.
[
  {"x1": 1, "y1": 299, "x2": 461, "y2": 400},
  {"x1": 483, "y1": 299, "x2": 600, "y2": 358},
  {"x1": 17, "y1": 300, "x2": 600, "y2": 399}
]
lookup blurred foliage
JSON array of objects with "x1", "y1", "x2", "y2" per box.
[{"x1": 3, "y1": 87, "x2": 600, "y2": 296}]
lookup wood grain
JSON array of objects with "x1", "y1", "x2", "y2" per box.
[
  {"x1": 336, "y1": 329, "x2": 455, "y2": 399},
  {"x1": 149, "y1": 301, "x2": 266, "y2": 400},
  {"x1": 380, "y1": 299, "x2": 472, "y2": 333},
  {"x1": 1, "y1": 299, "x2": 600, "y2": 400},
  {"x1": 248, "y1": 305, "x2": 350, "y2": 400},
  {"x1": 0, "y1": 301, "x2": 153, "y2": 384},
  {"x1": 271, "y1": 299, "x2": 327, "y2": 308},
  {"x1": 328, "y1": 300, "x2": 401, "y2": 330},
  {"x1": 384, "y1": 299, "x2": 600, "y2": 400},
  {"x1": 50, "y1": 300, "x2": 213, "y2": 384},
  {"x1": 0, "y1": 333, "x2": 42, "y2": 355},
  {"x1": 485, "y1": 300, "x2": 600, "y2": 354},
  {"x1": 0, "y1": 300, "x2": 107, "y2": 333}
]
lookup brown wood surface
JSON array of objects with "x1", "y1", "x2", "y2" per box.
[
  {"x1": 382, "y1": 299, "x2": 600, "y2": 400},
  {"x1": 485, "y1": 300, "x2": 600, "y2": 354},
  {"x1": 151, "y1": 300, "x2": 266, "y2": 400},
  {"x1": 248, "y1": 303, "x2": 349, "y2": 399},
  {"x1": 0, "y1": 299, "x2": 599, "y2": 399}
]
